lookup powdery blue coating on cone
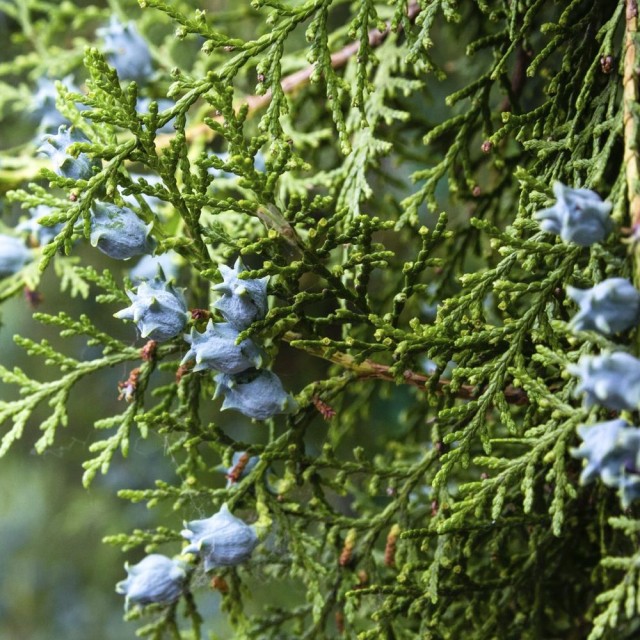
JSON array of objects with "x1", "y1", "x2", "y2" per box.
[
  {"x1": 567, "y1": 352, "x2": 640, "y2": 412},
  {"x1": 571, "y1": 420, "x2": 640, "y2": 508},
  {"x1": 214, "y1": 369, "x2": 297, "y2": 420},
  {"x1": 115, "y1": 276, "x2": 189, "y2": 342},
  {"x1": 572, "y1": 420, "x2": 635, "y2": 485},
  {"x1": 181, "y1": 320, "x2": 263, "y2": 374},
  {"x1": 181, "y1": 504, "x2": 258, "y2": 571},
  {"x1": 534, "y1": 182, "x2": 612, "y2": 246},
  {"x1": 567, "y1": 278, "x2": 640, "y2": 335},
  {"x1": 213, "y1": 258, "x2": 269, "y2": 329},
  {"x1": 115, "y1": 554, "x2": 188, "y2": 609},
  {"x1": 97, "y1": 17, "x2": 153, "y2": 83},
  {"x1": 0, "y1": 235, "x2": 32, "y2": 276},
  {"x1": 90, "y1": 202, "x2": 155, "y2": 260},
  {"x1": 38, "y1": 125, "x2": 101, "y2": 180}
]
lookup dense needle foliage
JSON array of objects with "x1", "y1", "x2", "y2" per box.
[{"x1": 1, "y1": 0, "x2": 640, "y2": 637}]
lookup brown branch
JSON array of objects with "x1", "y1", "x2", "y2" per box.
[
  {"x1": 155, "y1": 1, "x2": 421, "y2": 149},
  {"x1": 624, "y1": 0, "x2": 640, "y2": 228},
  {"x1": 499, "y1": 45, "x2": 531, "y2": 113},
  {"x1": 284, "y1": 332, "x2": 529, "y2": 405}
]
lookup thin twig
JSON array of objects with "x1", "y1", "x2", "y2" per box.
[
  {"x1": 155, "y1": 1, "x2": 421, "y2": 149},
  {"x1": 284, "y1": 332, "x2": 529, "y2": 405},
  {"x1": 3, "y1": 4, "x2": 420, "y2": 186},
  {"x1": 499, "y1": 44, "x2": 531, "y2": 113}
]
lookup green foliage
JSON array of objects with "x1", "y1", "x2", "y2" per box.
[{"x1": 2, "y1": 0, "x2": 640, "y2": 638}]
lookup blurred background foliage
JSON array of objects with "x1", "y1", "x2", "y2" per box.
[{"x1": 0, "y1": 3, "x2": 221, "y2": 637}]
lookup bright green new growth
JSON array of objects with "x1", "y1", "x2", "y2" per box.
[{"x1": 1, "y1": 0, "x2": 639, "y2": 638}]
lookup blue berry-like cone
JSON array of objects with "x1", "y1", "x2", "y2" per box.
[
  {"x1": 214, "y1": 369, "x2": 297, "y2": 420},
  {"x1": 181, "y1": 504, "x2": 258, "y2": 571},
  {"x1": 567, "y1": 278, "x2": 640, "y2": 335},
  {"x1": 571, "y1": 420, "x2": 640, "y2": 508},
  {"x1": 90, "y1": 202, "x2": 155, "y2": 260},
  {"x1": 567, "y1": 352, "x2": 640, "y2": 412},
  {"x1": 115, "y1": 276, "x2": 189, "y2": 342},
  {"x1": 181, "y1": 320, "x2": 263, "y2": 374},
  {"x1": 534, "y1": 182, "x2": 612, "y2": 246},
  {"x1": 97, "y1": 17, "x2": 153, "y2": 83},
  {"x1": 38, "y1": 125, "x2": 101, "y2": 180},
  {"x1": 116, "y1": 554, "x2": 188, "y2": 609},
  {"x1": 213, "y1": 259, "x2": 269, "y2": 329}
]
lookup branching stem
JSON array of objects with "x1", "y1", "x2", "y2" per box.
[
  {"x1": 155, "y1": 1, "x2": 421, "y2": 149},
  {"x1": 283, "y1": 332, "x2": 528, "y2": 405}
]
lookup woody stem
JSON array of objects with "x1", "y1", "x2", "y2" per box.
[
  {"x1": 283, "y1": 332, "x2": 528, "y2": 405},
  {"x1": 624, "y1": 0, "x2": 640, "y2": 230}
]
